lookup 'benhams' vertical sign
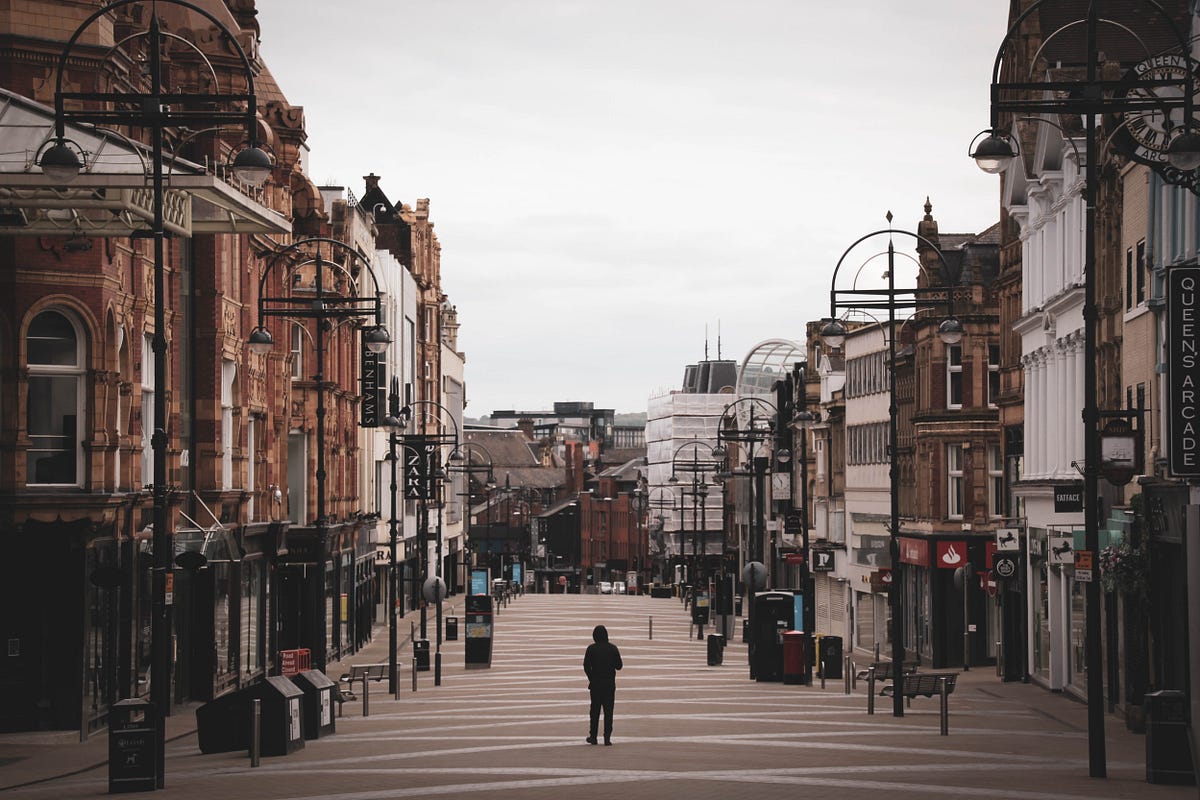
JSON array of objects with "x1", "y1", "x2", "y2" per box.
[
  {"x1": 360, "y1": 336, "x2": 383, "y2": 428},
  {"x1": 1168, "y1": 267, "x2": 1200, "y2": 476}
]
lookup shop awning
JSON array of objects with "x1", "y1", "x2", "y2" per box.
[{"x1": 0, "y1": 88, "x2": 289, "y2": 237}]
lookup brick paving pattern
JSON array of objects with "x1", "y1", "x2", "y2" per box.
[{"x1": 0, "y1": 593, "x2": 1193, "y2": 799}]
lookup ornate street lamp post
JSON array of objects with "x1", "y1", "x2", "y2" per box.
[
  {"x1": 250, "y1": 238, "x2": 390, "y2": 676},
  {"x1": 819, "y1": 224, "x2": 961, "y2": 718},
  {"x1": 969, "y1": 1, "x2": 1200, "y2": 776},
  {"x1": 392, "y1": 400, "x2": 459, "y2": 686},
  {"x1": 39, "y1": 2, "x2": 272, "y2": 787}
]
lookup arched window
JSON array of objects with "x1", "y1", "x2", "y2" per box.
[{"x1": 27, "y1": 309, "x2": 84, "y2": 486}]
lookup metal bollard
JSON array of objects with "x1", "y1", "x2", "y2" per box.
[
  {"x1": 649, "y1": 616, "x2": 653, "y2": 640},
  {"x1": 412, "y1": 657, "x2": 418, "y2": 692},
  {"x1": 820, "y1": 661, "x2": 826, "y2": 690},
  {"x1": 867, "y1": 667, "x2": 875, "y2": 715},
  {"x1": 250, "y1": 698, "x2": 261, "y2": 768},
  {"x1": 844, "y1": 657, "x2": 852, "y2": 695},
  {"x1": 939, "y1": 676, "x2": 949, "y2": 735},
  {"x1": 435, "y1": 651, "x2": 442, "y2": 687},
  {"x1": 363, "y1": 674, "x2": 370, "y2": 717},
  {"x1": 851, "y1": 659, "x2": 857, "y2": 690}
]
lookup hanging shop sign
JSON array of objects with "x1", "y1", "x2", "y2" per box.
[
  {"x1": 1168, "y1": 266, "x2": 1200, "y2": 476},
  {"x1": 1048, "y1": 534, "x2": 1075, "y2": 565},
  {"x1": 995, "y1": 528, "x2": 1019, "y2": 551},
  {"x1": 899, "y1": 537, "x2": 929, "y2": 566},
  {"x1": 1053, "y1": 483, "x2": 1084, "y2": 514},
  {"x1": 993, "y1": 552, "x2": 1019, "y2": 581},
  {"x1": 936, "y1": 540, "x2": 967, "y2": 569},
  {"x1": 811, "y1": 550, "x2": 835, "y2": 572}
]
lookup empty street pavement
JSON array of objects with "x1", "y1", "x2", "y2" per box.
[{"x1": 2, "y1": 593, "x2": 1191, "y2": 800}]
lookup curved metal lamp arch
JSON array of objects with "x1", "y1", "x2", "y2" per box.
[{"x1": 51, "y1": 0, "x2": 262, "y2": 147}]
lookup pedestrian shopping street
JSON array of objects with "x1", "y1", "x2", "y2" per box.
[{"x1": 1, "y1": 593, "x2": 1189, "y2": 800}]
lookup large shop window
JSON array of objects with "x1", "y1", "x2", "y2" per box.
[
  {"x1": 26, "y1": 310, "x2": 84, "y2": 485},
  {"x1": 241, "y1": 559, "x2": 264, "y2": 676}
]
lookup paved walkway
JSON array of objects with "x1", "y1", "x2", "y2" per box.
[{"x1": 1, "y1": 593, "x2": 1194, "y2": 799}]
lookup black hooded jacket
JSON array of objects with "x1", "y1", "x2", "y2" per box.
[{"x1": 583, "y1": 625, "x2": 623, "y2": 689}]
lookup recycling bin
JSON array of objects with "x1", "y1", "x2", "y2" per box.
[
  {"x1": 445, "y1": 616, "x2": 459, "y2": 641},
  {"x1": 782, "y1": 630, "x2": 807, "y2": 685},
  {"x1": 1145, "y1": 690, "x2": 1196, "y2": 785},
  {"x1": 414, "y1": 639, "x2": 431, "y2": 671},
  {"x1": 196, "y1": 676, "x2": 305, "y2": 757},
  {"x1": 109, "y1": 697, "x2": 157, "y2": 793},
  {"x1": 291, "y1": 669, "x2": 336, "y2": 740},
  {"x1": 707, "y1": 634, "x2": 725, "y2": 666}
]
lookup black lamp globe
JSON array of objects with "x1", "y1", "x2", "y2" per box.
[
  {"x1": 971, "y1": 131, "x2": 1017, "y2": 174},
  {"x1": 232, "y1": 146, "x2": 273, "y2": 186},
  {"x1": 248, "y1": 326, "x2": 274, "y2": 355}
]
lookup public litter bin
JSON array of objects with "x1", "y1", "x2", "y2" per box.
[
  {"x1": 196, "y1": 676, "x2": 305, "y2": 757},
  {"x1": 414, "y1": 639, "x2": 431, "y2": 671},
  {"x1": 109, "y1": 697, "x2": 157, "y2": 793},
  {"x1": 1146, "y1": 690, "x2": 1196, "y2": 785},
  {"x1": 445, "y1": 616, "x2": 459, "y2": 641},
  {"x1": 782, "y1": 630, "x2": 807, "y2": 685},
  {"x1": 819, "y1": 635, "x2": 844, "y2": 679},
  {"x1": 707, "y1": 634, "x2": 725, "y2": 666},
  {"x1": 291, "y1": 669, "x2": 336, "y2": 740}
]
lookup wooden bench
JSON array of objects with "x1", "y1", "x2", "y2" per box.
[
  {"x1": 872, "y1": 671, "x2": 959, "y2": 735},
  {"x1": 335, "y1": 663, "x2": 388, "y2": 714}
]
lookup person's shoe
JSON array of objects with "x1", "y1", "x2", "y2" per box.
[
  {"x1": 586, "y1": 736, "x2": 597, "y2": 745},
  {"x1": 604, "y1": 738, "x2": 612, "y2": 746}
]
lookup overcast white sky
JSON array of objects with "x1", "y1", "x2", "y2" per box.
[{"x1": 255, "y1": 1, "x2": 1010, "y2": 416}]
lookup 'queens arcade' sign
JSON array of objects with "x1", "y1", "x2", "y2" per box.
[{"x1": 1169, "y1": 267, "x2": 1200, "y2": 477}]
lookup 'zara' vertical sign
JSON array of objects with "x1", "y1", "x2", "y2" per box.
[{"x1": 1168, "y1": 266, "x2": 1200, "y2": 476}]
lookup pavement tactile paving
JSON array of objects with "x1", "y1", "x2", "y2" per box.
[{"x1": 0, "y1": 593, "x2": 1194, "y2": 799}]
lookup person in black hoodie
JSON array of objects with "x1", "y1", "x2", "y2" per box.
[{"x1": 583, "y1": 624, "x2": 623, "y2": 745}]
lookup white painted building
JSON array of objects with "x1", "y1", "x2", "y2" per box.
[{"x1": 999, "y1": 120, "x2": 1087, "y2": 693}]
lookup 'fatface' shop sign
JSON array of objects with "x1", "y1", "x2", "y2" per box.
[{"x1": 1168, "y1": 267, "x2": 1200, "y2": 476}]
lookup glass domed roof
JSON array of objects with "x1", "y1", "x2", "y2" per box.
[{"x1": 736, "y1": 338, "x2": 805, "y2": 396}]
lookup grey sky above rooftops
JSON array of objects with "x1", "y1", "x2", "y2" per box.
[{"x1": 257, "y1": 1, "x2": 1008, "y2": 415}]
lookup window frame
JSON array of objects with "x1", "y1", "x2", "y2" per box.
[
  {"x1": 26, "y1": 309, "x2": 86, "y2": 487},
  {"x1": 947, "y1": 344, "x2": 963, "y2": 410},
  {"x1": 947, "y1": 443, "x2": 964, "y2": 520}
]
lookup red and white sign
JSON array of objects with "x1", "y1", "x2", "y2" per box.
[
  {"x1": 936, "y1": 541, "x2": 967, "y2": 569},
  {"x1": 899, "y1": 537, "x2": 929, "y2": 566}
]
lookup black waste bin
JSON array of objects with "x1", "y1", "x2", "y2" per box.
[
  {"x1": 109, "y1": 697, "x2": 157, "y2": 793},
  {"x1": 445, "y1": 616, "x2": 459, "y2": 641},
  {"x1": 707, "y1": 634, "x2": 725, "y2": 666},
  {"x1": 291, "y1": 669, "x2": 336, "y2": 740},
  {"x1": 819, "y1": 635, "x2": 844, "y2": 679},
  {"x1": 414, "y1": 639, "x2": 431, "y2": 671},
  {"x1": 1146, "y1": 690, "x2": 1196, "y2": 785},
  {"x1": 196, "y1": 676, "x2": 305, "y2": 757}
]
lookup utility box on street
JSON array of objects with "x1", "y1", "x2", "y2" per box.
[{"x1": 291, "y1": 669, "x2": 336, "y2": 740}]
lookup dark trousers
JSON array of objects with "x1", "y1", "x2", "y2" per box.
[{"x1": 589, "y1": 685, "x2": 615, "y2": 739}]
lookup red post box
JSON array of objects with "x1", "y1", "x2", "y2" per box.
[{"x1": 782, "y1": 631, "x2": 807, "y2": 685}]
